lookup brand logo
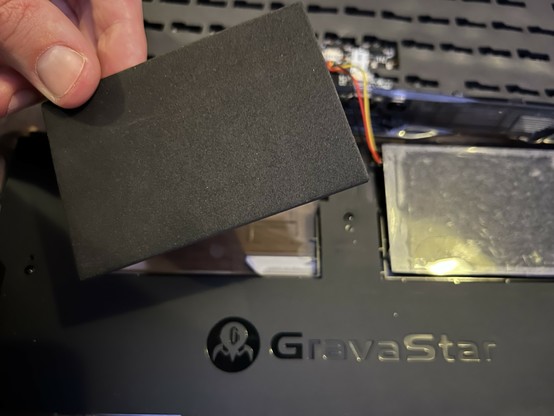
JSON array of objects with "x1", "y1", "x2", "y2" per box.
[
  {"x1": 207, "y1": 319, "x2": 497, "y2": 371},
  {"x1": 270, "y1": 333, "x2": 496, "y2": 363},
  {"x1": 207, "y1": 317, "x2": 260, "y2": 372}
]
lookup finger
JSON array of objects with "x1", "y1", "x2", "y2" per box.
[
  {"x1": 0, "y1": 0, "x2": 101, "y2": 108},
  {"x1": 75, "y1": 0, "x2": 147, "y2": 77},
  {"x1": 0, "y1": 66, "x2": 42, "y2": 117},
  {"x1": 51, "y1": 0, "x2": 79, "y2": 26}
]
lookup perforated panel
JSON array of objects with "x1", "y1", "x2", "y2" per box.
[{"x1": 142, "y1": 0, "x2": 554, "y2": 104}]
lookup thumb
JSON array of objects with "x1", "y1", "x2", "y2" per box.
[{"x1": 0, "y1": 0, "x2": 101, "y2": 108}]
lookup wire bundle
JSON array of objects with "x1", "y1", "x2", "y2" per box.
[{"x1": 326, "y1": 62, "x2": 382, "y2": 165}]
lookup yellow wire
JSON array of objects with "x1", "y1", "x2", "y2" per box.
[{"x1": 340, "y1": 64, "x2": 381, "y2": 164}]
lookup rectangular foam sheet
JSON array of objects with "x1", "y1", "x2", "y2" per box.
[{"x1": 42, "y1": 4, "x2": 368, "y2": 279}]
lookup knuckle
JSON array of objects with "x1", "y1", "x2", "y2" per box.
[{"x1": 0, "y1": 0, "x2": 39, "y2": 46}]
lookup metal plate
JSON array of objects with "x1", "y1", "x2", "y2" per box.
[
  {"x1": 383, "y1": 144, "x2": 554, "y2": 276},
  {"x1": 142, "y1": 0, "x2": 554, "y2": 104},
  {"x1": 2, "y1": 135, "x2": 554, "y2": 415}
]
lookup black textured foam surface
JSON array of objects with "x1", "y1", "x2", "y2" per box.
[{"x1": 42, "y1": 3, "x2": 368, "y2": 279}]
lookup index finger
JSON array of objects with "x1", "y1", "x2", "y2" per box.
[{"x1": 76, "y1": 0, "x2": 147, "y2": 77}]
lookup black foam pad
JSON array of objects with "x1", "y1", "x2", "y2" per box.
[{"x1": 42, "y1": 3, "x2": 368, "y2": 279}]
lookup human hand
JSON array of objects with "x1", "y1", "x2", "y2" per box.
[{"x1": 0, "y1": 0, "x2": 147, "y2": 117}]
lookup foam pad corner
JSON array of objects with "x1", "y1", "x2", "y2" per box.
[{"x1": 42, "y1": 3, "x2": 369, "y2": 279}]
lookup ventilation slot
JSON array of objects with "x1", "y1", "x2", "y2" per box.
[
  {"x1": 441, "y1": 43, "x2": 473, "y2": 54},
  {"x1": 307, "y1": 4, "x2": 338, "y2": 13},
  {"x1": 497, "y1": 0, "x2": 525, "y2": 7},
  {"x1": 418, "y1": 15, "x2": 450, "y2": 25},
  {"x1": 492, "y1": 21, "x2": 523, "y2": 32},
  {"x1": 209, "y1": 24, "x2": 226, "y2": 32},
  {"x1": 375, "y1": 74, "x2": 400, "y2": 83},
  {"x1": 479, "y1": 46, "x2": 511, "y2": 57},
  {"x1": 323, "y1": 32, "x2": 340, "y2": 40},
  {"x1": 171, "y1": 21, "x2": 203, "y2": 33},
  {"x1": 465, "y1": 81, "x2": 500, "y2": 92},
  {"x1": 234, "y1": 0, "x2": 263, "y2": 8},
  {"x1": 382, "y1": 11, "x2": 412, "y2": 22},
  {"x1": 518, "y1": 49, "x2": 550, "y2": 62},
  {"x1": 362, "y1": 35, "x2": 397, "y2": 48},
  {"x1": 270, "y1": 2, "x2": 284, "y2": 9},
  {"x1": 462, "y1": 0, "x2": 491, "y2": 3},
  {"x1": 344, "y1": 6, "x2": 375, "y2": 17},
  {"x1": 197, "y1": 0, "x2": 227, "y2": 7},
  {"x1": 144, "y1": 20, "x2": 164, "y2": 31},
  {"x1": 506, "y1": 85, "x2": 539, "y2": 96},
  {"x1": 323, "y1": 32, "x2": 356, "y2": 45},
  {"x1": 528, "y1": 26, "x2": 554, "y2": 37},
  {"x1": 402, "y1": 39, "x2": 434, "y2": 50},
  {"x1": 160, "y1": 0, "x2": 190, "y2": 3},
  {"x1": 406, "y1": 75, "x2": 439, "y2": 88},
  {"x1": 545, "y1": 89, "x2": 554, "y2": 97},
  {"x1": 456, "y1": 17, "x2": 486, "y2": 28}
]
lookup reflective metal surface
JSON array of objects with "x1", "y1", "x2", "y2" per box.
[{"x1": 383, "y1": 144, "x2": 554, "y2": 277}]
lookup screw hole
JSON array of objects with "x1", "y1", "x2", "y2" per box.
[
  {"x1": 24, "y1": 265, "x2": 35, "y2": 275},
  {"x1": 344, "y1": 212, "x2": 354, "y2": 222}
]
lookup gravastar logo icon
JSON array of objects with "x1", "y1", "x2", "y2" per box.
[{"x1": 207, "y1": 317, "x2": 260, "y2": 372}]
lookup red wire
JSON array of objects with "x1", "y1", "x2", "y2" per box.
[{"x1": 328, "y1": 64, "x2": 382, "y2": 165}]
